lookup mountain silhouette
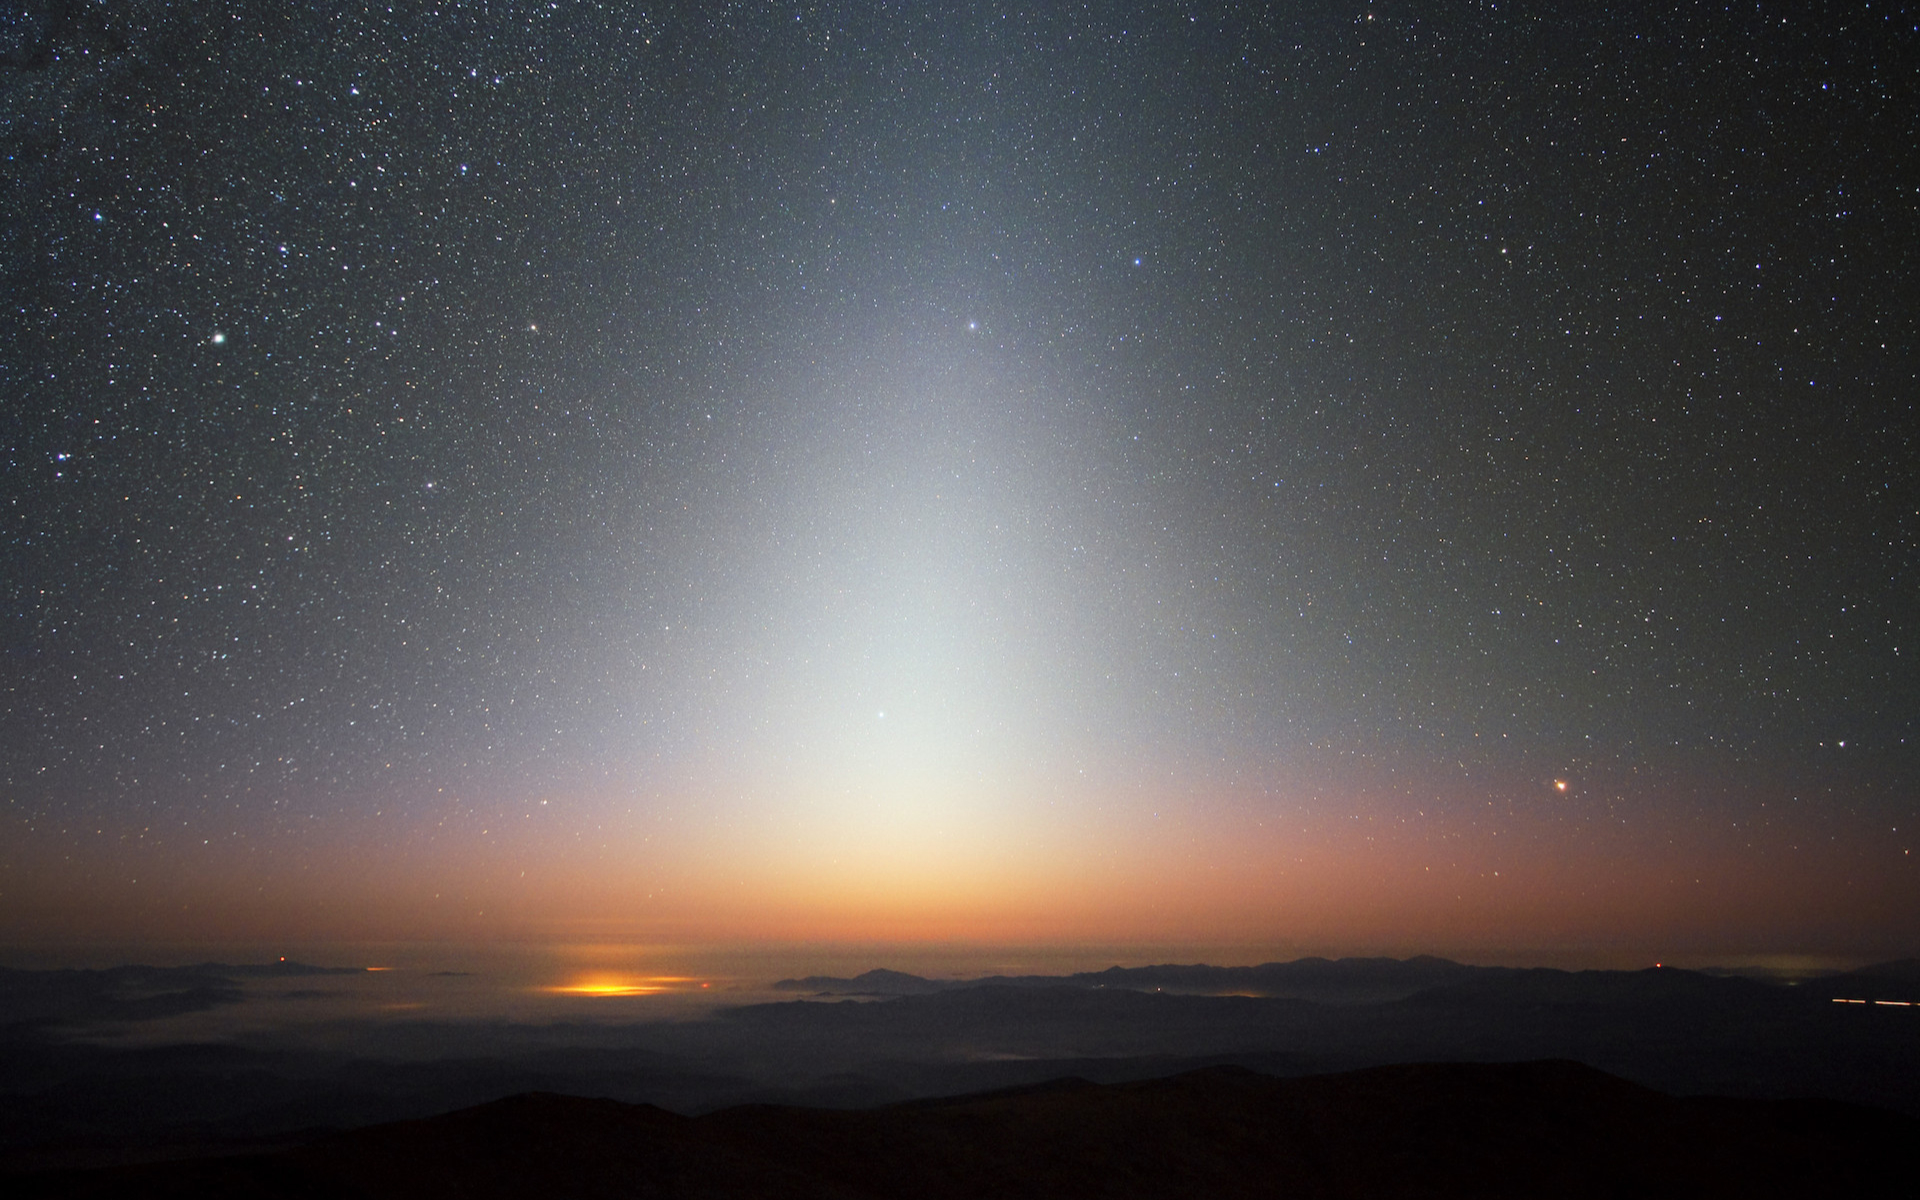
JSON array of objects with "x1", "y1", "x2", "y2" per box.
[{"x1": 13, "y1": 1060, "x2": 1914, "y2": 1198}]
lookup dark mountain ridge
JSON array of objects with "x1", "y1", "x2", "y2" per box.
[
  {"x1": 773, "y1": 954, "x2": 1920, "y2": 1005},
  {"x1": 773, "y1": 953, "x2": 1485, "y2": 1000},
  {"x1": 13, "y1": 1061, "x2": 1914, "y2": 1199},
  {"x1": 0, "y1": 962, "x2": 360, "y2": 1030},
  {"x1": 1824, "y1": 958, "x2": 1920, "y2": 1002},
  {"x1": 7, "y1": 956, "x2": 1917, "y2": 1173}
]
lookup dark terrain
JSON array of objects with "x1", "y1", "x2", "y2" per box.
[
  {"x1": 4, "y1": 957, "x2": 1917, "y2": 1177},
  {"x1": 13, "y1": 1061, "x2": 1917, "y2": 1198}
]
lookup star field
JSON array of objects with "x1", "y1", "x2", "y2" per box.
[{"x1": 2, "y1": 1, "x2": 1915, "y2": 952}]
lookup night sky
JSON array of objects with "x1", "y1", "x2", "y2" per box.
[{"x1": 4, "y1": 2, "x2": 1915, "y2": 959}]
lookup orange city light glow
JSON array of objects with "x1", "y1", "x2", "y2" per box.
[{"x1": 543, "y1": 973, "x2": 697, "y2": 997}]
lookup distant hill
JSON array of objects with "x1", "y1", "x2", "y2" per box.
[
  {"x1": 774, "y1": 954, "x2": 1484, "y2": 1002},
  {"x1": 9, "y1": 955, "x2": 1918, "y2": 1171},
  {"x1": 15, "y1": 1061, "x2": 1914, "y2": 1198},
  {"x1": 771, "y1": 968, "x2": 950, "y2": 996},
  {"x1": 775, "y1": 955, "x2": 1920, "y2": 1008},
  {"x1": 0, "y1": 962, "x2": 358, "y2": 1029}
]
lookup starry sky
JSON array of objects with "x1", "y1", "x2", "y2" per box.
[{"x1": 3, "y1": 1, "x2": 1915, "y2": 960}]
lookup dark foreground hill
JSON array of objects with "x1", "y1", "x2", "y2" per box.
[
  {"x1": 14, "y1": 1061, "x2": 1916, "y2": 1199},
  {"x1": 7, "y1": 958, "x2": 1919, "y2": 1170}
]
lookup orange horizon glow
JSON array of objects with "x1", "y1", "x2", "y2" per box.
[
  {"x1": 4, "y1": 754, "x2": 1913, "y2": 963},
  {"x1": 6, "y1": 806, "x2": 1911, "y2": 958}
]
